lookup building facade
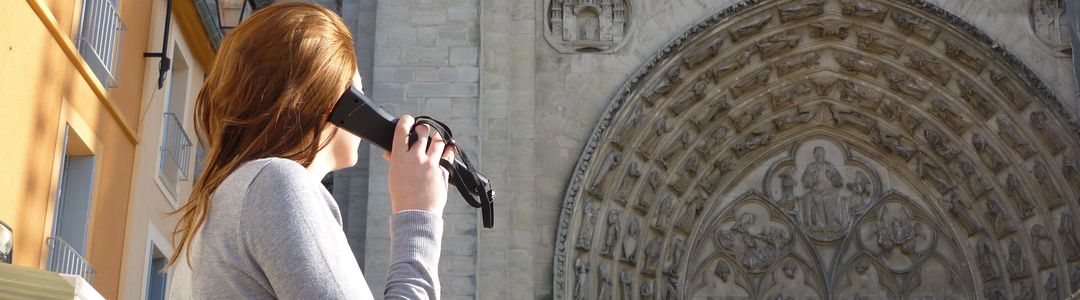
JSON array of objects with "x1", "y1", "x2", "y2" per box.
[
  {"x1": 327, "y1": 0, "x2": 1080, "y2": 299},
  {"x1": 0, "y1": 0, "x2": 211, "y2": 298}
]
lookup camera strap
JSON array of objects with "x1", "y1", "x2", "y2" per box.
[{"x1": 411, "y1": 116, "x2": 495, "y2": 228}]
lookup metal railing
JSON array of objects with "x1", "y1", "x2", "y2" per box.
[
  {"x1": 161, "y1": 112, "x2": 193, "y2": 183},
  {"x1": 77, "y1": 0, "x2": 126, "y2": 88},
  {"x1": 45, "y1": 237, "x2": 95, "y2": 284}
]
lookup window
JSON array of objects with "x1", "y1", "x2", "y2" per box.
[
  {"x1": 158, "y1": 46, "x2": 192, "y2": 201},
  {"x1": 77, "y1": 0, "x2": 126, "y2": 88},
  {"x1": 145, "y1": 243, "x2": 168, "y2": 300},
  {"x1": 46, "y1": 125, "x2": 97, "y2": 283}
]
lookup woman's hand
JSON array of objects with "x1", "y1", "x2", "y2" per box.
[{"x1": 385, "y1": 115, "x2": 456, "y2": 215}]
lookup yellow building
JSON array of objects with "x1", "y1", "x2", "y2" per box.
[{"x1": 0, "y1": 0, "x2": 214, "y2": 298}]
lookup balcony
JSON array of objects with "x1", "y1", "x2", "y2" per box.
[
  {"x1": 159, "y1": 112, "x2": 192, "y2": 197},
  {"x1": 45, "y1": 237, "x2": 95, "y2": 285},
  {"x1": 77, "y1": 0, "x2": 126, "y2": 88}
]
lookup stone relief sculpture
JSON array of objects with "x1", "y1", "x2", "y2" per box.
[
  {"x1": 577, "y1": 202, "x2": 599, "y2": 250},
  {"x1": 574, "y1": 257, "x2": 590, "y2": 299},
  {"x1": 840, "y1": 0, "x2": 889, "y2": 22},
  {"x1": 1028, "y1": 0, "x2": 1071, "y2": 55},
  {"x1": 1030, "y1": 224, "x2": 1054, "y2": 269},
  {"x1": 714, "y1": 203, "x2": 794, "y2": 272},
  {"x1": 730, "y1": 13, "x2": 773, "y2": 41},
  {"x1": 1029, "y1": 111, "x2": 1067, "y2": 153},
  {"x1": 555, "y1": 0, "x2": 1080, "y2": 298},
  {"x1": 777, "y1": 0, "x2": 824, "y2": 23},
  {"x1": 620, "y1": 217, "x2": 640, "y2": 263},
  {"x1": 944, "y1": 39, "x2": 985, "y2": 72},
  {"x1": 546, "y1": 0, "x2": 631, "y2": 53},
  {"x1": 1006, "y1": 239, "x2": 1029, "y2": 280},
  {"x1": 856, "y1": 29, "x2": 902, "y2": 58},
  {"x1": 809, "y1": 21, "x2": 851, "y2": 39},
  {"x1": 600, "y1": 208, "x2": 620, "y2": 257}
]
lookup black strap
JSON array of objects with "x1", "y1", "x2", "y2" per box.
[{"x1": 410, "y1": 116, "x2": 495, "y2": 228}]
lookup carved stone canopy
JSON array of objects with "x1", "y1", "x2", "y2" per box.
[
  {"x1": 553, "y1": 0, "x2": 1080, "y2": 299},
  {"x1": 544, "y1": 0, "x2": 633, "y2": 53}
]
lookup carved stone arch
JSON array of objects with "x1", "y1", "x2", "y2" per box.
[{"x1": 553, "y1": 0, "x2": 1080, "y2": 299}]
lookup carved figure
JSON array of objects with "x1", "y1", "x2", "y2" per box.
[
  {"x1": 891, "y1": 10, "x2": 940, "y2": 41},
  {"x1": 656, "y1": 130, "x2": 692, "y2": 169},
  {"x1": 1032, "y1": 160, "x2": 1065, "y2": 208},
  {"x1": 773, "y1": 52, "x2": 820, "y2": 76},
  {"x1": 971, "y1": 133, "x2": 1007, "y2": 172},
  {"x1": 997, "y1": 118, "x2": 1037, "y2": 158},
  {"x1": 620, "y1": 218, "x2": 640, "y2": 263},
  {"x1": 638, "y1": 117, "x2": 671, "y2": 157},
  {"x1": 577, "y1": 202, "x2": 599, "y2": 250},
  {"x1": 1060, "y1": 213, "x2": 1080, "y2": 260},
  {"x1": 635, "y1": 171, "x2": 662, "y2": 212},
  {"x1": 989, "y1": 69, "x2": 1031, "y2": 110},
  {"x1": 716, "y1": 211, "x2": 794, "y2": 272},
  {"x1": 730, "y1": 13, "x2": 772, "y2": 41},
  {"x1": 985, "y1": 198, "x2": 1017, "y2": 236},
  {"x1": 620, "y1": 270, "x2": 632, "y2": 300},
  {"x1": 710, "y1": 48, "x2": 753, "y2": 81},
  {"x1": 905, "y1": 49, "x2": 951, "y2": 85},
  {"x1": 651, "y1": 196, "x2": 675, "y2": 230},
  {"x1": 945, "y1": 192, "x2": 982, "y2": 235},
  {"x1": 682, "y1": 36, "x2": 725, "y2": 70},
  {"x1": 601, "y1": 209, "x2": 621, "y2": 257},
  {"x1": 957, "y1": 80, "x2": 997, "y2": 119},
  {"x1": 923, "y1": 128, "x2": 961, "y2": 160},
  {"x1": 832, "y1": 108, "x2": 876, "y2": 134},
  {"x1": 671, "y1": 156, "x2": 700, "y2": 194},
  {"x1": 731, "y1": 69, "x2": 771, "y2": 98},
  {"x1": 699, "y1": 158, "x2": 735, "y2": 194},
  {"x1": 801, "y1": 146, "x2": 845, "y2": 227},
  {"x1": 694, "y1": 126, "x2": 728, "y2": 155},
  {"x1": 956, "y1": 159, "x2": 992, "y2": 197},
  {"x1": 1030, "y1": 224, "x2": 1054, "y2": 268},
  {"x1": 945, "y1": 39, "x2": 985, "y2": 72},
  {"x1": 612, "y1": 105, "x2": 644, "y2": 148},
  {"x1": 588, "y1": 151, "x2": 621, "y2": 196},
  {"x1": 769, "y1": 83, "x2": 813, "y2": 111},
  {"x1": 1004, "y1": 173, "x2": 1035, "y2": 218},
  {"x1": 1030, "y1": 111, "x2": 1067, "y2": 153},
  {"x1": 690, "y1": 98, "x2": 732, "y2": 130},
  {"x1": 845, "y1": 170, "x2": 871, "y2": 211},
  {"x1": 883, "y1": 67, "x2": 928, "y2": 99},
  {"x1": 778, "y1": 0, "x2": 824, "y2": 22},
  {"x1": 838, "y1": 80, "x2": 884, "y2": 109},
  {"x1": 674, "y1": 193, "x2": 705, "y2": 233},
  {"x1": 777, "y1": 169, "x2": 798, "y2": 211},
  {"x1": 881, "y1": 100, "x2": 924, "y2": 134},
  {"x1": 856, "y1": 29, "x2": 902, "y2": 58},
  {"x1": 732, "y1": 132, "x2": 772, "y2": 157},
  {"x1": 976, "y1": 238, "x2": 1000, "y2": 280},
  {"x1": 1006, "y1": 239, "x2": 1029, "y2": 280},
  {"x1": 757, "y1": 31, "x2": 801, "y2": 59},
  {"x1": 773, "y1": 108, "x2": 815, "y2": 132},
  {"x1": 575, "y1": 257, "x2": 590, "y2": 299},
  {"x1": 642, "y1": 235, "x2": 661, "y2": 275},
  {"x1": 663, "y1": 238, "x2": 686, "y2": 277},
  {"x1": 835, "y1": 51, "x2": 881, "y2": 76},
  {"x1": 809, "y1": 21, "x2": 850, "y2": 39},
  {"x1": 929, "y1": 98, "x2": 968, "y2": 132},
  {"x1": 840, "y1": 0, "x2": 889, "y2": 22},
  {"x1": 732, "y1": 103, "x2": 766, "y2": 132},
  {"x1": 870, "y1": 126, "x2": 917, "y2": 160},
  {"x1": 598, "y1": 263, "x2": 613, "y2": 300},
  {"x1": 613, "y1": 161, "x2": 640, "y2": 205}
]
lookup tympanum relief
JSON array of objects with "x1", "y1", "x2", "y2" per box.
[{"x1": 554, "y1": 0, "x2": 1080, "y2": 298}]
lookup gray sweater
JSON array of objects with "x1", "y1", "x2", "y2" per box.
[{"x1": 185, "y1": 158, "x2": 442, "y2": 299}]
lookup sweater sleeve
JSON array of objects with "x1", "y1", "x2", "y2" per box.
[
  {"x1": 240, "y1": 159, "x2": 372, "y2": 299},
  {"x1": 386, "y1": 210, "x2": 443, "y2": 299}
]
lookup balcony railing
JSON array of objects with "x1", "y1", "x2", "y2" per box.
[
  {"x1": 45, "y1": 237, "x2": 95, "y2": 284},
  {"x1": 77, "y1": 0, "x2": 126, "y2": 88},
  {"x1": 161, "y1": 112, "x2": 193, "y2": 184}
]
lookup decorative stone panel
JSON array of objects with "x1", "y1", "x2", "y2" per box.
[{"x1": 544, "y1": 0, "x2": 632, "y2": 53}]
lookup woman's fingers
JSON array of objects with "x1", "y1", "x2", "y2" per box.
[
  {"x1": 427, "y1": 129, "x2": 446, "y2": 159},
  {"x1": 412, "y1": 124, "x2": 431, "y2": 157},
  {"x1": 440, "y1": 145, "x2": 456, "y2": 180},
  {"x1": 393, "y1": 115, "x2": 416, "y2": 156}
]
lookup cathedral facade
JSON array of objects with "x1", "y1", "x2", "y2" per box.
[{"x1": 326, "y1": 0, "x2": 1080, "y2": 298}]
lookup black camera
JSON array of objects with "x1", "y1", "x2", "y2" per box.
[{"x1": 328, "y1": 86, "x2": 495, "y2": 228}]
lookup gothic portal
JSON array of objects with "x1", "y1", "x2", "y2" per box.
[{"x1": 553, "y1": 0, "x2": 1080, "y2": 299}]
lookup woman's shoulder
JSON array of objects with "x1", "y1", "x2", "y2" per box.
[{"x1": 238, "y1": 157, "x2": 318, "y2": 197}]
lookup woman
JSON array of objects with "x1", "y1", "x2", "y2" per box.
[{"x1": 169, "y1": 3, "x2": 453, "y2": 299}]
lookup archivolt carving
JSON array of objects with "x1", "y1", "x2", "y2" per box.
[{"x1": 555, "y1": 0, "x2": 1080, "y2": 298}]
